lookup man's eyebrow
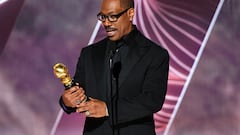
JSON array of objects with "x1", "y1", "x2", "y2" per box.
[{"x1": 99, "y1": 11, "x2": 118, "y2": 15}]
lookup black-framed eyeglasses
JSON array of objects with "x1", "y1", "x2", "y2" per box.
[{"x1": 97, "y1": 8, "x2": 130, "y2": 22}]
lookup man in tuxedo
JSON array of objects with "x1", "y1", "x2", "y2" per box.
[{"x1": 59, "y1": 0, "x2": 169, "y2": 135}]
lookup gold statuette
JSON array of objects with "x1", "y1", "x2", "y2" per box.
[{"x1": 53, "y1": 63, "x2": 74, "y2": 89}]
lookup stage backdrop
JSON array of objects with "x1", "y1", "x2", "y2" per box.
[{"x1": 1, "y1": 0, "x2": 239, "y2": 135}]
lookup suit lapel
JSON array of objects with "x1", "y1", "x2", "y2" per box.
[
  {"x1": 118, "y1": 36, "x2": 150, "y2": 88},
  {"x1": 91, "y1": 39, "x2": 109, "y2": 100},
  {"x1": 89, "y1": 31, "x2": 151, "y2": 98}
]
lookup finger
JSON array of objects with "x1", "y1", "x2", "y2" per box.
[
  {"x1": 88, "y1": 110, "x2": 96, "y2": 117},
  {"x1": 70, "y1": 86, "x2": 81, "y2": 94},
  {"x1": 88, "y1": 97, "x2": 97, "y2": 101},
  {"x1": 76, "y1": 106, "x2": 89, "y2": 113},
  {"x1": 71, "y1": 90, "x2": 83, "y2": 98},
  {"x1": 64, "y1": 86, "x2": 79, "y2": 94},
  {"x1": 73, "y1": 92, "x2": 86, "y2": 103},
  {"x1": 70, "y1": 94, "x2": 83, "y2": 103},
  {"x1": 69, "y1": 93, "x2": 81, "y2": 100},
  {"x1": 70, "y1": 88, "x2": 85, "y2": 98},
  {"x1": 76, "y1": 100, "x2": 87, "y2": 106},
  {"x1": 83, "y1": 111, "x2": 91, "y2": 117},
  {"x1": 70, "y1": 99, "x2": 79, "y2": 107}
]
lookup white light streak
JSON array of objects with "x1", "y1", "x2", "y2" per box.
[{"x1": 0, "y1": 0, "x2": 8, "y2": 5}]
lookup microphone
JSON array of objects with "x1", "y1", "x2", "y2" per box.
[
  {"x1": 109, "y1": 47, "x2": 119, "y2": 58},
  {"x1": 108, "y1": 47, "x2": 121, "y2": 135},
  {"x1": 109, "y1": 47, "x2": 118, "y2": 69},
  {"x1": 109, "y1": 43, "x2": 122, "y2": 69},
  {"x1": 109, "y1": 48, "x2": 121, "y2": 79}
]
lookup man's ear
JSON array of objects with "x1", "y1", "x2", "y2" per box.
[{"x1": 128, "y1": 8, "x2": 134, "y2": 21}]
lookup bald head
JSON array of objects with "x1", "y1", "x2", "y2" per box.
[
  {"x1": 119, "y1": 0, "x2": 134, "y2": 9},
  {"x1": 100, "y1": 0, "x2": 134, "y2": 41}
]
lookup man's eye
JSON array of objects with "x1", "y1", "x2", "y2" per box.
[
  {"x1": 109, "y1": 15, "x2": 117, "y2": 20},
  {"x1": 101, "y1": 15, "x2": 106, "y2": 19}
]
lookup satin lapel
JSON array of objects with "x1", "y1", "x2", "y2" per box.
[{"x1": 118, "y1": 39, "x2": 150, "y2": 88}]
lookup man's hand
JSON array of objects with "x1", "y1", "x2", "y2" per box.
[
  {"x1": 62, "y1": 86, "x2": 86, "y2": 108},
  {"x1": 76, "y1": 97, "x2": 108, "y2": 118}
]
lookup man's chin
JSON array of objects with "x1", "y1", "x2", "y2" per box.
[{"x1": 108, "y1": 36, "x2": 119, "y2": 41}]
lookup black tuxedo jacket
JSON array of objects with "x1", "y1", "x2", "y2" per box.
[{"x1": 62, "y1": 28, "x2": 169, "y2": 135}]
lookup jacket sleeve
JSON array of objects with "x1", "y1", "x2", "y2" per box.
[
  {"x1": 107, "y1": 49, "x2": 169, "y2": 126},
  {"x1": 58, "y1": 48, "x2": 86, "y2": 114},
  {"x1": 59, "y1": 96, "x2": 76, "y2": 114}
]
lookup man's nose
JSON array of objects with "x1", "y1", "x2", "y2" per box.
[{"x1": 102, "y1": 19, "x2": 112, "y2": 27}]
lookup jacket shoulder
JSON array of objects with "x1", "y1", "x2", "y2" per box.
[
  {"x1": 82, "y1": 38, "x2": 108, "y2": 51},
  {"x1": 136, "y1": 31, "x2": 168, "y2": 54}
]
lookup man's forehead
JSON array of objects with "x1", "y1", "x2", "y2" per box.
[{"x1": 100, "y1": 0, "x2": 122, "y2": 14}]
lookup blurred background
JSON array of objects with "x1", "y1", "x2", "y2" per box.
[
  {"x1": 168, "y1": 0, "x2": 240, "y2": 135},
  {"x1": 0, "y1": 0, "x2": 239, "y2": 135}
]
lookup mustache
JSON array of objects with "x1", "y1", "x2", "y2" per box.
[{"x1": 105, "y1": 27, "x2": 117, "y2": 32}]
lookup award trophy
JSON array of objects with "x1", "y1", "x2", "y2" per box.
[
  {"x1": 53, "y1": 63, "x2": 89, "y2": 105},
  {"x1": 53, "y1": 63, "x2": 75, "y2": 89}
]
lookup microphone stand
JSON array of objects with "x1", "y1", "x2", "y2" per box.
[
  {"x1": 109, "y1": 49, "x2": 120, "y2": 135},
  {"x1": 115, "y1": 73, "x2": 119, "y2": 135}
]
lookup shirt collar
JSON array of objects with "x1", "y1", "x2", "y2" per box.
[
  {"x1": 111, "y1": 25, "x2": 138, "y2": 45},
  {"x1": 107, "y1": 25, "x2": 138, "y2": 50},
  {"x1": 121, "y1": 25, "x2": 138, "y2": 44}
]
